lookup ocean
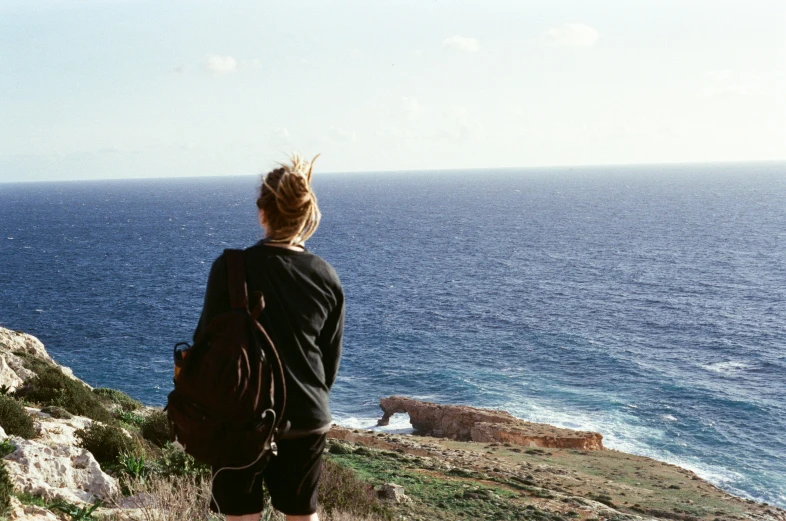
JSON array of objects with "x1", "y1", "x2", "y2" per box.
[{"x1": 0, "y1": 162, "x2": 784, "y2": 508}]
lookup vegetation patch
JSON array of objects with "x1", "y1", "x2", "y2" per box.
[
  {"x1": 115, "y1": 410, "x2": 145, "y2": 427},
  {"x1": 41, "y1": 405, "x2": 73, "y2": 419},
  {"x1": 93, "y1": 388, "x2": 141, "y2": 412},
  {"x1": 0, "y1": 395, "x2": 37, "y2": 439},
  {"x1": 14, "y1": 357, "x2": 112, "y2": 423},
  {"x1": 319, "y1": 457, "x2": 390, "y2": 519},
  {"x1": 140, "y1": 410, "x2": 170, "y2": 448},
  {"x1": 151, "y1": 443, "x2": 210, "y2": 479},
  {"x1": 75, "y1": 422, "x2": 142, "y2": 465},
  {"x1": 0, "y1": 461, "x2": 12, "y2": 517},
  {"x1": 325, "y1": 448, "x2": 557, "y2": 521},
  {"x1": 0, "y1": 440, "x2": 16, "y2": 458}
]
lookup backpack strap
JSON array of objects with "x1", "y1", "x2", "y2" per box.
[{"x1": 224, "y1": 249, "x2": 248, "y2": 311}]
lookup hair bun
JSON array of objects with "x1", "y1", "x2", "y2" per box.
[{"x1": 257, "y1": 154, "x2": 321, "y2": 244}]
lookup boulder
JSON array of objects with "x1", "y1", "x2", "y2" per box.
[
  {"x1": 2, "y1": 435, "x2": 119, "y2": 504},
  {"x1": 378, "y1": 396, "x2": 604, "y2": 450},
  {"x1": 377, "y1": 483, "x2": 410, "y2": 503}
]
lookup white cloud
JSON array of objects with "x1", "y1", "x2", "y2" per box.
[
  {"x1": 541, "y1": 23, "x2": 599, "y2": 48},
  {"x1": 442, "y1": 35, "x2": 480, "y2": 53},
  {"x1": 204, "y1": 54, "x2": 238, "y2": 75}
]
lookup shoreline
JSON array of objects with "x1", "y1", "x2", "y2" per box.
[{"x1": 1, "y1": 326, "x2": 784, "y2": 520}]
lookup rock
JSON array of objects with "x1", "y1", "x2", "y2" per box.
[
  {"x1": 471, "y1": 422, "x2": 604, "y2": 451},
  {"x1": 378, "y1": 396, "x2": 519, "y2": 439},
  {"x1": 3, "y1": 435, "x2": 119, "y2": 504},
  {"x1": 378, "y1": 396, "x2": 604, "y2": 450},
  {"x1": 377, "y1": 483, "x2": 410, "y2": 503},
  {"x1": 0, "y1": 327, "x2": 80, "y2": 392},
  {"x1": 7, "y1": 497, "x2": 60, "y2": 521},
  {"x1": 0, "y1": 328, "x2": 53, "y2": 363},
  {"x1": 40, "y1": 406, "x2": 73, "y2": 419},
  {"x1": 0, "y1": 355, "x2": 25, "y2": 392},
  {"x1": 27, "y1": 407, "x2": 92, "y2": 447}
]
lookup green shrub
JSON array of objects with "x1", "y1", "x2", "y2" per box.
[
  {"x1": 16, "y1": 364, "x2": 112, "y2": 423},
  {"x1": 119, "y1": 452, "x2": 148, "y2": 480},
  {"x1": 0, "y1": 395, "x2": 37, "y2": 439},
  {"x1": 115, "y1": 410, "x2": 145, "y2": 427},
  {"x1": 319, "y1": 457, "x2": 388, "y2": 518},
  {"x1": 153, "y1": 443, "x2": 209, "y2": 478},
  {"x1": 0, "y1": 461, "x2": 12, "y2": 516},
  {"x1": 140, "y1": 410, "x2": 170, "y2": 448},
  {"x1": 75, "y1": 423, "x2": 142, "y2": 465},
  {"x1": 93, "y1": 388, "x2": 141, "y2": 412},
  {"x1": 0, "y1": 440, "x2": 16, "y2": 458}
]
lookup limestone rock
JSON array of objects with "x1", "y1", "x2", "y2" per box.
[
  {"x1": 0, "y1": 355, "x2": 25, "y2": 391},
  {"x1": 377, "y1": 483, "x2": 410, "y2": 503},
  {"x1": 0, "y1": 327, "x2": 80, "y2": 392},
  {"x1": 0, "y1": 328, "x2": 53, "y2": 363},
  {"x1": 27, "y1": 407, "x2": 92, "y2": 447},
  {"x1": 2, "y1": 435, "x2": 119, "y2": 504},
  {"x1": 470, "y1": 421, "x2": 604, "y2": 450},
  {"x1": 378, "y1": 396, "x2": 603, "y2": 450},
  {"x1": 7, "y1": 497, "x2": 59, "y2": 521}
]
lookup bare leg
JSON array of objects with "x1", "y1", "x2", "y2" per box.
[
  {"x1": 225, "y1": 515, "x2": 261, "y2": 521},
  {"x1": 286, "y1": 515, "x2": 318, "y2": 521}
]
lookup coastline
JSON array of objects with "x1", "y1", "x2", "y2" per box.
[{"x1": 0, "y1": 326, "x2": 783, "y2": 521}]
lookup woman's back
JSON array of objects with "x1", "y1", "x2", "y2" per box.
[{"x1": 194, "y1": 241, "x2": 343, "y2": 434}]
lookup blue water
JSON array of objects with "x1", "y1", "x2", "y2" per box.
[{"x1": 1, "y1": 163, "x2": 784, "y2": 508}]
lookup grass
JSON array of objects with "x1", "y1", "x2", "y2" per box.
[{"x1": 324, "y1": 443, "x2": 558, "y2": 521}]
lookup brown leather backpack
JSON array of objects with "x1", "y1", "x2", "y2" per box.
[{"x1": 166, "y1": 249, "x2": 288, "y2": 469}]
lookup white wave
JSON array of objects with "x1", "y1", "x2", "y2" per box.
[
  {"x1": 499, "y1": 398, "x2": 775, "y2": 505},
  {"x1": 662, "y1": 414, "x2": 678, "y2": 422},
  {"x1": 333, "y1": 412, "x2": 414, "y2": 434},
  {"x1": 701, "y1": 360, "x2": 752, "y2": 376}
]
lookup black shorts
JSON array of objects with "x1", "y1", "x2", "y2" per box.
[{"x1": 210, "y1": 433, "x2": 327, "y2": 516}]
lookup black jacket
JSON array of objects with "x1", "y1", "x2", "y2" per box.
[{"x1": 194, "y1": 240, "x2": 344, "y2": 435}]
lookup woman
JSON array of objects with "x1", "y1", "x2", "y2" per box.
[{"x1": 193, "y1": 154, "x2": 344, "y2": 521}]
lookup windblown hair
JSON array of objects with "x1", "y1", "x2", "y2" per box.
[{"x1": 256, "y1": 153, "x2": 321, "y2": 245}]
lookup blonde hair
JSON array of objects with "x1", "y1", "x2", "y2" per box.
[{"x1": 256, "y1": 153, "x2": 321, "y2": 245}]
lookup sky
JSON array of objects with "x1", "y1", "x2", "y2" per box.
[{"x1": 0, "y1": 0, "x2": 784, "y2": 182}]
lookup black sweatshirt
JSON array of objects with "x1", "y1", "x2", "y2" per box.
[{"x1": 193, "y1": 241, "x2": 344, "y2": 436}]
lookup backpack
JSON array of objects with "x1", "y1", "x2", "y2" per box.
[{"x1": 166, "y1": 249, "x2": 288, "y2": 469}]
